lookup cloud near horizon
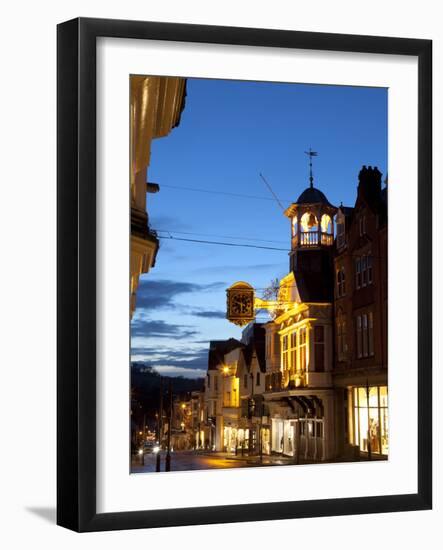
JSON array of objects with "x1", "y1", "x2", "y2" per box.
[
  {"x1": 150, "y1": 366, "x2": 206, "y2": 379},
  {"x1": 134, "y1": 278, "x2": 226, "y2": 310},
  {"x1": 131, "y1": 318, "x2": 199, "y2": 339},
  {"x1": 131, "y1": 345, "x2": 209, "y2": 378}
]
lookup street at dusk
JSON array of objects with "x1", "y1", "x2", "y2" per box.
[{"x1": 130, "y1": 75, "x2": 388, "y2": 473}]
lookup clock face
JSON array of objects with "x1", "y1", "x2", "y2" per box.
[
  {"x1": 226, "y1": 283, "x2": 255, "y2": 326},
  {"x1": 231, "y1": 292, "x2": 253, "y2": 315}
]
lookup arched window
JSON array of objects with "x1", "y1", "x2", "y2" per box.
[
  {"x1": 300, "y1": 212, "x2": 318, "y2": 232},
  {"x1": 292, "y1": 216, "x2": 298, "y2": 236},
  {"x1": 321, "y1": 214, "x2": 332, "y2": 234},
  {"x1": 300, "y1": 212, "x2": 318, "y2": 246}
]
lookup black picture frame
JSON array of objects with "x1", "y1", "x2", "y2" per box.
[{"x1": 57, "y1": 17, "x2": 432, "y2": 532}]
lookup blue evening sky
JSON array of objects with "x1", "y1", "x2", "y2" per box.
[{"x1": 131, "y1": 78, "x2": 387, "y2": 378}]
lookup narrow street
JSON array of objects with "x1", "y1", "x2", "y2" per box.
[{"x1": 130, "y1": 450, "x2": 340, "y2": 473}]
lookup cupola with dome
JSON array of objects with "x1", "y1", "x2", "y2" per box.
[{"x1": 284, "y1": 149, "x2": 337, "y2": 276}]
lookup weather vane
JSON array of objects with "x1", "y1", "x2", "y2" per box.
[{"x1": 304, "y1": 148, "x2": 318, "y2": 188}]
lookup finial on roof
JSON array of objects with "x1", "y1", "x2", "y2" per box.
[{"x1": 304, "y1": 148, "x2": 318, "y2": 188}]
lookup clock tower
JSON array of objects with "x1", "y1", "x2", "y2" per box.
[{"x1": 283, "y1": 150, "x2": 337, "y2": 300}]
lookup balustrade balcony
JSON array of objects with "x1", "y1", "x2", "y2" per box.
[{"x1": 296, "y1": 231, "x2": 333, "y2": 247}]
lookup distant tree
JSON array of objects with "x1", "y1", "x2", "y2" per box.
[
  {"x1": 262, "y1": 277, "x2": 280, "y2": 302},
  {"x1": 130, "y1": 362, "x2": 204, "y2": 433},
  {"x1": 261, "y1": 277, "x2": 287, "y2": 319}
]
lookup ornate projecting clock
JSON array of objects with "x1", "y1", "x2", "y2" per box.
[{"x1": 226, "y1": 281, "x2": 255, "y2": 326}]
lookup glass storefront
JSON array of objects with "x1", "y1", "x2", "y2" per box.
[
  {"x1": 353, "y1": 386, "x2": 388, "y2": 456},
  {"x1": 223, "y1": 426, "x2": 237, "y2": 453},
  {"x1": 271, "y1": 417, "x2": 324, "y2": 459},
  {"x1": 271, "y1": 418, "x2": 284, "y2": 453},
  {"x1": 262, "y1": 427, "x2": 271, "y2": 455},
  {"x1": 224, "y1": 427, "x2": 260, "y2": 454}
]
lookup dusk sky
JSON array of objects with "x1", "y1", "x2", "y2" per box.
[{"x1": 131, "y1": 78, "x2": 387, "y2": 379}]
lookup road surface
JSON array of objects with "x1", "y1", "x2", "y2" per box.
[{"x1": 131, "y1": 450, "x2": 288, "y2": 473}]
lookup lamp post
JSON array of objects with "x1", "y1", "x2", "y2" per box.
[{"x1": 165, "y1": 380, "x2": 173, "y2": 471}]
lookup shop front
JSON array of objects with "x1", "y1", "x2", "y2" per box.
[
  {"x1": 261, "y1": 426, "x2": 271, "y2": 455},
  {"x1": 351, "y1": 385, "x2": 388, "y2": 457},
  {"x1": 223, "y1": 425, "x2": 261, "y2": 454},
  {"x1": 271, "y1": 417, "x2": 325, "y2": 460}
]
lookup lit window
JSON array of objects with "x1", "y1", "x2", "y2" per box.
[
  {"x1": 321, "y1": 214, "x2": 332, "y2": 233},
  {"x1": 300, "y1": 212, "x2": 318, "y2": 231},
  {"x1": 353, "y1": 386, "x2": 388, "y2": 455},
  {"x1": 289, "y1": 332, "x2": 297, "y2": 373},
  {"x1": 299, "y1": 327, "x2": 307, "y2": 373},
  {"x1": 281, "y1": 334, "x2": 288, "y2": 373}
]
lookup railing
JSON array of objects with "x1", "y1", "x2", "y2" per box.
[
  {"x1": 300, "y1": 232, "x2": 318, "y2": 247},
  {"x1": 299, "y1": 232, "x2": 333, "y2": 247},
  {"x1": 320, "y1": 232, "x2": 333, "y2": 245}
]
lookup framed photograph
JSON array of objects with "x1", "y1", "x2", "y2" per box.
[{"x1": 57, "y1": 17, "x2": 432, "y2": 532}]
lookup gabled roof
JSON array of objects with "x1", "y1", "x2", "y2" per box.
[
  {"x1": 240, "y1": 324, "x2": 266, "y2": 373},
  {"x1": 207, "y1": 338, "x2": 243, "y2": 370},
  {"x1": 339, "y1": 205, "x2": 354, "y2": 218}
]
